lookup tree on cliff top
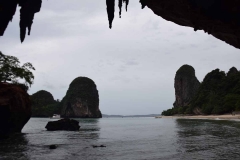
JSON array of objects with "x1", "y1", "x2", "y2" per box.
[{"x1": 0, "y1": 51, "x2": 35, "y2": 89}]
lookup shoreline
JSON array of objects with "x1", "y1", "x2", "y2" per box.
[{"x1": 160, "y1": 114, "x2": 240, "y2": 120}]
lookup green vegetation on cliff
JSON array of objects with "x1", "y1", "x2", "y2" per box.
[
  {"x1": 0, "y1": 51, "x2": 35, "y2": 91},
  {"x1": 30, "y1": 90, "x2": 60, "y2": 117},
  {"x1": 162, "y1": 67, "x2": 240, "y2": 116},
  {"x1": 61, "y1": 77, "x2": 102, "y2": 118},
  {"x1": 176, "y1": 64, "x2": 195, "y2": 77}
]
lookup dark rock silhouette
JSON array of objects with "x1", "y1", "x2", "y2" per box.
[
  {"x1": 118, "y1": 0, "x2": 122, "y2": 18},
  {"x1": 106, "y1": 0, "x2": 129, "y2": 28},
  {"x1": 45, "y1": 118, "x2": 80, "y2": 131},
  {"x1": 139, "y1": 0, "x2": 240, "y2": 49},
  {"x1": 31, "y1": 90, "x2": 55, "y2": 105},
  {"x1": 0, "y1": 83, "x2": 31, "y2": 137},
  {"x1": 163, "y1": 66, "x2": 240, "y2": 116},
  {"x1": 0, "y1": 0, "x2": 42, "y2": 42},
  {"x1": 190, "y1": 67, "x2": 240, "y2": 114},
  {"x1": 49, "y1": 145, "x2": 57, "y2": 149},
  {"x1": 61, "y1": 77, "x2": 102, "y2": 118},
  {"x1": 1, "y1": 0, "x2": 240, "y2": 48},
  {"x1": 227, "y1": 67, "x2": 239, "y2": 77},
  {"x1": 106, "y1": 0, "x2": 115, "y2": 29},
  {"x1": 173, "y1": 65, "x2": 200, "y2": 108},
  {"x1": 92, "y1": 145, "x2": 106, "y2": 148},
  {"x1": 30, "y1": 90, "x2": 59, "y2": 117}
]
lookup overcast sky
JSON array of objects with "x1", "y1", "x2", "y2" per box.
[{"x1": 1, "y1": 0, "x2": 240, "y2": 115}]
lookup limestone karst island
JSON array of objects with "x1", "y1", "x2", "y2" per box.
[
  {"x1": 31, "y1": 77, "x2": 102, "y2": 118},
  {"x1": 162, "y1": 65, "x2": 240, "y2": 116}
]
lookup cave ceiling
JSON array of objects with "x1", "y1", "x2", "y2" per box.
[{"x1": 0, "y1": 0, "x2": 239, "y2": 49}]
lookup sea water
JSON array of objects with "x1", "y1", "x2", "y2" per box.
[{"x1": 1, "y1": 118, "x2": 240, "y2": 160}]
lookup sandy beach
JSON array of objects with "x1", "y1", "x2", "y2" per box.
[{"x1": 159, "y1": 114, "x2": 240, "y2": 120}]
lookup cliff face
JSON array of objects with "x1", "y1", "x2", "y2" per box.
[
  {"x1": 30, "y1": 90, "x2": 59, "y2": 117},
  {"x1": 173, "y1": 64, "x2": 200, "y2": 108},
  {"x1": 61, "y1": 77, "x2": 102, "y2": 118},
  {"x1": 162, "y1": 66, "x2": 240, "y2": 116},
  {"x1": 0, "y1": 83, "x2": 31, "y2": 137}
]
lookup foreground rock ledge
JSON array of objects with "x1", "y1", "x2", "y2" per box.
[
  {"x1": 0, "y1": 83, "x2": 31, "y2": 137},
  {"x1": 45, "y1": 119, "x2": 80, "y2": 131}
]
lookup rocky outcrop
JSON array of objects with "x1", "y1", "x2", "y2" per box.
[
  {"x1": 190, "y1": 67, "x2": 240, "y2": 114},
  {"x1": 227, "y1": 67, "x2": 239, "y2": 77},
  {"x1": 30, "y1": 90, "x2": 59, "y2": 117},
  {"x1": 31, "y1": 90, "x2": 55, "y2": 106},
  {"x1": 163, "y1": 66, "x2": 240, "y2": 116},
  {"x1": 173, "y1": 65, "x2": 200, "y2": 108},
  {"x1": 61, "y1": 77, "x2": 102, "y2": 118},
  {"x1": 45, "y1": 118, "x2": 80, "y2": 131},
  {"x1": 0, "y1": 83, "x2": 31, "y2": 137}
]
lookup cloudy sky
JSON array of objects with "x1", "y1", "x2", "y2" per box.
[{"x1": 1, "y1": 0, "x2": 240, "y2": 115}]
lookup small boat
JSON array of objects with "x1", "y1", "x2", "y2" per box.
[{"x1": 51, "y1": 114, "x2": 61, "y2": 119}]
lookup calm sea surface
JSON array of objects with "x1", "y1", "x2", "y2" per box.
[{"x1": 1, "y1": 118, "x2": 240, "y2": 160}]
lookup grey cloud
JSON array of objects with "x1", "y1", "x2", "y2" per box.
[
  {"x1": 59, "y1": 84, "x2": 67, "y2": 89},
  {"x1": 124, "y1": 60, "x2": 139, "y2": 66},
  {"x1": 43, "y1": 83, "x2": 55, "y2": 89}
]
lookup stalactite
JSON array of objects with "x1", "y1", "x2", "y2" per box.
[
  {"x1": 0, "y1": 0, "x2": 42, "y2": 42},
  {"x1": 139, "y1": 0, "x2": 146, "y2": 9},
  {"x1": 0, "y1": 1, "x2": 18, "y2": 36},
  {"x1": 106, "y1": 0, "x2": 115, "y2": 29},
  {"x1": 107, "y1": 0, "x2": 129, "y2": 28},
  {"x1": 118, "y1": 0, "x2": 123, "y2": 18},
  {"x1": 19, "y1": 0, "x2": 42, "y2": 42},
  {"x1": 123, "y1": 0, "x2": 129, "y2": 11}
]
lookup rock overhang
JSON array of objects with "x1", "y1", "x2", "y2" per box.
[{"x1": 0, "y1": 0, "x2": 240, "y2": 49}]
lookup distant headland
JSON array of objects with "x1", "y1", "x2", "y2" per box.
[{"x1": 162, "y1": 65, "x2": 240, "y2": 116}]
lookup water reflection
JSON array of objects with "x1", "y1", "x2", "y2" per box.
[
  {"x1": 0, "y1": 133, "x2": 29, "y2": 160},
  {"x1": 175, "y1": 119, "x2": 240, "y2": 159},
  {"x1": 76, "y1": 118, "x2": 100, "y2": 140}
]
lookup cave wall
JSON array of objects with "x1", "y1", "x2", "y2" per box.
[{"x1": 139, "y1": 0, "x2": 240, "y2": 49}]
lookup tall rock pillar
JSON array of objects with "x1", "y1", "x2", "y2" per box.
[
  {"x1": 61, "y1": 77, "x2": 102, "y2": 118},
  {"x1": 173, "y1": 65, "x2": 200, "y2": 108}
]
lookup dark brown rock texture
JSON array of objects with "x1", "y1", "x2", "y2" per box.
[
  {"x1": 45, "y1": 118, "x2": 80, "y2": 131},
  {"x1": 173, "y1": 64, "x2": 200, "y2": 108},
  {"x1": 61, "y1": 77, "x2": 102, "y2": 118},
  {"x1": 0, "y1": 83, "x2": 31, "y2": 137}
]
